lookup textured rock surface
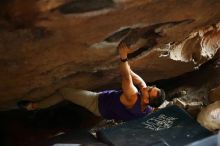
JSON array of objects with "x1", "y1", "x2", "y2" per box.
[
  {"x1": 197, "y1": 100, "x2": 220, "y2": 131},
  {"x1": 208, "y1": 85, "x2": 220, "y2": 103},
  {"x1": 0, "y1": 0, "x2": 220, "y2": 109}
]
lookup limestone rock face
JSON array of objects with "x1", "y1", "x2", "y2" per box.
[{"x1": 0, "y1": 0, "x2": 220, "y2": 109}]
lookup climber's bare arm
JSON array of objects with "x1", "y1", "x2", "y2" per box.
[
  {"x1": 118, "y1": 43, "x2": 138, "y2": 108},
  {"x1": 130, "y1": 70, "x2": 147, "y2": 89}
]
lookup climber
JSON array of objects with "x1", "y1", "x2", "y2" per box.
[{"x1": 17, "y1": 42, "x2": 165, "y2": 121}]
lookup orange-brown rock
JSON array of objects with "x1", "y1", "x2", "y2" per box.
[
  {"x1": 0, "y1": 0, "x2": 220, "y2": 110},
  {"x1": 209, "y1": 85, "x2": 220, "y2": 103},
  {"x1": 197, "y1": 100, "x2": 220, "y2": 131}
]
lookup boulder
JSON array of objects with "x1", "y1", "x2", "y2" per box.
[
  {"x1": 197, "y1": 100, "x2": 220, "y2": 131},
  {"x1": 0, "y1": 0, "x2": 220, "y2": 110}
]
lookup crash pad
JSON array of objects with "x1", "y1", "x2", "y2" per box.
[{"x1": 97, "y1": 105, "x2": 212, "y2": 146}]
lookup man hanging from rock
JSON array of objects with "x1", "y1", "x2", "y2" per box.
[{"x1": 17, "y1": 42, "x2": 165, "y2": 121}]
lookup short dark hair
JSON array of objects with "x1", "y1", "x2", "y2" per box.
[{"x1": 149, "y1": 89, "x2": 166, "y2": 108}]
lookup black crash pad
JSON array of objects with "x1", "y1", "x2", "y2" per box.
[{"x1": 96, "y1": 105, "x2": 212, "y2": 146}]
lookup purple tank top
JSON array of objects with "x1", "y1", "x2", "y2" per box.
[{"x1": 98, "y1": 90, "x2": 153, "y2": 121}]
